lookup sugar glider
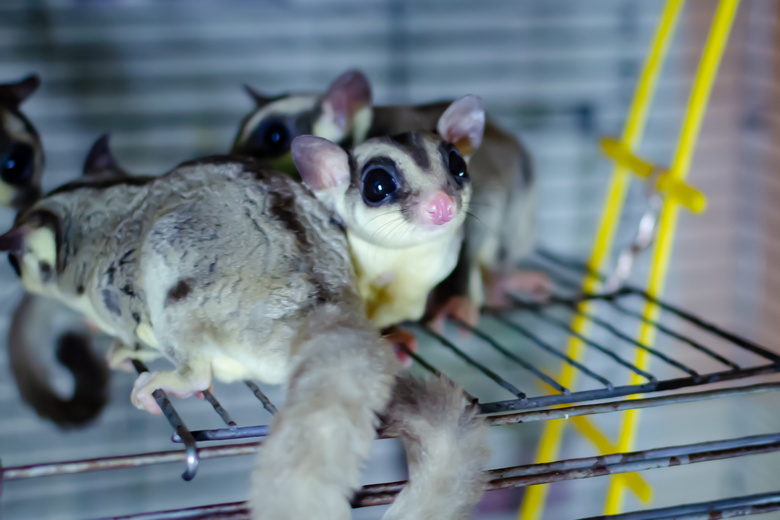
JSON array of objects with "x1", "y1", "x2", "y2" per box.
[
  {"x1": 0, "y1": 154, "x2": 488, "y2": 519},
  {"x1": 290, "y1": 96, "x2": 481, "y2": 356},
  {"x1": 233, "y1": 69, "x2": 551, "y2": 330},
  {"x1": 2, "y1": 75, "x2": 112, "y2": 427},
  {"x1": 0, "y1": 74, "x2": 44, "y2": 209}
]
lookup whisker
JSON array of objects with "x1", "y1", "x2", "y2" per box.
[{"x1": 465, "y1": 211, "x2": 498, "y2": 236}]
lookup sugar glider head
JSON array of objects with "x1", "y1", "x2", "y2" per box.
[
  {"x1": 292, "y1": 95, "x2": 484, "y2": 249},
  {"x1": 0, "y1": 207, "x2": 61, "y2": 296},
  {"x1": 231, "y1": 69, "x2": 372, "y2": 176},
  {"x1": 0, "y1": 74, "x2": 44, "y2": 209},
  {"x1": 0, "y1": 135, "x2": 129, "y2": 294}
]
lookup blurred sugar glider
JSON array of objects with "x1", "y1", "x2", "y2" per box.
[
  {"x1": 2, "y1": 76, "x2": 112, "y2": 427},
  {"x1": 0, "y1": 154, "x2": 488, "y2": 519},
  {"x1": 290, "y1": 96, "x2": 479, "y2": 358},
  {"x1": 233, "y1": 70, "x2": 551, "y2": 330},
  {"x1": 0, "y1": 74, "x2": 44, "y2": 209}
]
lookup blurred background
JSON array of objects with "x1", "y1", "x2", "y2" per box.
[{"x1": 1, "y1": 0, "x2": 779, "y2": 519}]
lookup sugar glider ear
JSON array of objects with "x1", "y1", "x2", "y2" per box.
[
  {"x1": 243, "y1": 84, "x2": 274, "y2": 107},
  {"x1": 83, "y1": 134, "x2": 126, "y2": 177},
  {"x1": 0, "y1": 226, "x2": 27, "y2": 255},
  {"x1": 436, "y1": 95, "x2": 485, "y2": 158},
  {"x1": 291, "y1": 135, "x2": 351, "y2": 207},
  {"x1": 318, "y1": 69, "x2": 372, "y2": 135},
  {"x1": 0, "y1": 74, "x2": 41, "y2": 108}
]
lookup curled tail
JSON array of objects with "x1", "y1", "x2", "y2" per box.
[
  {"x1": 8, "y1": 293, "x2": 110, "y2": 427},
  {"x1": 380, "y1": 374, "x2": 490, "y2": 520},
  {"x1": 250, "y1": 304, "x2": 398, "y2": 520}
]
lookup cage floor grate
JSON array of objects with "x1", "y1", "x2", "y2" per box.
[{"x1": 3, "y1": 250, "x2": 780, "y2": 518}]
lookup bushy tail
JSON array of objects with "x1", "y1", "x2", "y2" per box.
[
  {"x1": 250, "y1": 304, "x2": 398, "y2": 520},
  {"x1": 8, "y1": 293, "x2": 110, "y2": 427},
  {"x1": 380, "y1": 374, "x2": 490, "y2": 520}
]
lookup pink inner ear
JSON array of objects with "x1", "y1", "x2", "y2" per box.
[
  {"x1": 323, "y1": 69, "x2": 372, "y2": 129},
  {"x1": 291, "y1": 136, "x2": 350, "y2": 191},
  {"x1": 437, "y1": 95, "x2": 485, "y2": 155}
]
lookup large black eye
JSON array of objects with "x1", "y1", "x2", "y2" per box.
[
  {"x1": 362, "y1": 166, "x2": 398, "y2": 205},
  {"x1": 249, "y1": 118, "x2": 291, "y2": 157},
  {"x1": 448, "y1": 149, "x2": 468, "y2": 185},
  {"x1": 1, "y1": 143, "x2": 34, "y2": 186}
]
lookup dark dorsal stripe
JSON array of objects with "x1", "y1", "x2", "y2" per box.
[
  {"x1": 387, "y1": 132, "x2": 430, "y2": 170},
  {"x1": 266, "y1": 180, "x2": 337, "y2": 304},
  {"x1": 45, "y1": 174, "x2": 156, "y2": 197}
]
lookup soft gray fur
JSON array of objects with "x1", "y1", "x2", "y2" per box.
[
  {"x1": 7, "y1": 157, "x2": 396, "y2": 518},
  {"x1": 381, "y1": 374, "x2": 490, "y2": 520},
  {"x1": 232, "y1": 70, "x2": 549, "y2": 325},
  {"x1": 4, "y1": 155, "x2": 488, "y2": 518}
]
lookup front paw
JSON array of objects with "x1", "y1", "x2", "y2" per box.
[
  {"x1": 131, "y1": 371, "x2": 164, "y2": 414},
  {"x1": 426, "y1": 295, "x2": 480, "y2": 336},
  {"x1": 383, "y1": 328, "x2": 418, "y2": 369},
  {"x1": 130, "y1": 371, "x2": 210, "y2": 415},
  {"x1": 485, "y1": 270, "x2": 553, "y2": 307}
]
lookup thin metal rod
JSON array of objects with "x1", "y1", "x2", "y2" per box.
[
  {"x1": 85, "y1": 438, "x2": 780, "y2": 517},
  {"x1": 202, "y1": 390, "x2": 237, "y2": 427},
  {"x1": 400, "y1": 343, "x2": 440, "y2": 376},
  {"x1": 574, "y1": 306, "x2": 700, "y2": 376},
  {"x1": 481, "y1": 363, "x2": 780, "y2": 414},
  {"x1": 243, "y1": 381, "x2": 277, "y2": 415},
  {"x1": 534, "y1": 249, "x2": 600, "y2": 282},
  {"x1": 515, "y1": 304, "x2": 656, "y2": 382},
  {"x1": 534, "y1": 250, "x2": 780, "y2": 366},
  {"x1": 607, "y1": 298, "x2": 740, "y2": 369},
  {"x1": 3, "y1": 443, "x2": 259, "y2": 481},
  {"x1": 486, "y1": 382, "x2": 780, "y2": 427},
  {"x1": 452, "y1": 317, "x2": 571, "y2": 394},
  {"x1": 580, "y1": 491, "x2": 780, "y2": 520},
  {"x1": 90, "y1": 502, "x2": 248, "y2": 520},
  {"x1": 479, "y1": 314, "x2": 612, "y2": 389},
  {"x1": 398, "y1": 342, "x2": 479, "y2": 404},
  {"x1": 417, "y1": 325, "x2": 527, "y2": 399},
  {"x1": 173, "y1": 425, "x2": 269, "y2": 443},
  {"x1": 132, "y1": 361, "x2": 198, "y2": 481},
  {"x1": 488, "y1": 432, "x2": 780, "y2": 480},
  {"x1": 166, "y1": 382, "x2": 780, "y2": 444},
  {"x1": 630, "y1": 287, "x2": 780, "y2": 363},
  {"x1": 355, "y1": 432, "x2": 780, "y2": 507}
]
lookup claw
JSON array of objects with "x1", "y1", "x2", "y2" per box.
[
  {"x1": 106, "y1": 342, "x2": 136, "y2": 372},
  {"x1": 383, "y1": 328, "x2": 418, "y2": 369}
]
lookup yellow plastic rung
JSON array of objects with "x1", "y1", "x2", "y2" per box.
[
  {"x1": 600, "y1": 137, "x2": 707, "y2": 214},
  {"x1": 570, "y1": 416, "x2": 653, "y2": 502},
  {"x1": 604, "y1": 0, "x2": 741, "y2": 514},
  {"x1": 518, "y1": 1, "x2": 685, "y2": 517}
]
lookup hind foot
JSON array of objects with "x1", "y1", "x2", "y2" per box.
[
  {"x1": 485, "y1": 269, "x2": 553, "y2": 307},
  {"x1": 131, "y1": 370, "x2": 211, "y2": 415},
  {"x1": 426, "y1": 295, "x2": 480, "y2": 337},
  {"x1": 383, "y1": 328, "x2": 418, "y2": 369}
]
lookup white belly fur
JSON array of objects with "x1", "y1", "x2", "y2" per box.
[{"x1": 348, "y1": 232, "x2": 460, "y2": 329}]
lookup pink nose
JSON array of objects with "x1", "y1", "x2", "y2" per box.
[{"x1": 424, "y1": 192, "x2": 455, "y2": 225}]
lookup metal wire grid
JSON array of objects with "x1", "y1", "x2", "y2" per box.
[
  {"x1": 3, "y1": 249, "x2": 780, "y2": 518},
  {"x1": 115, "y1": 248, "x2": 780, "y2": 459}
]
